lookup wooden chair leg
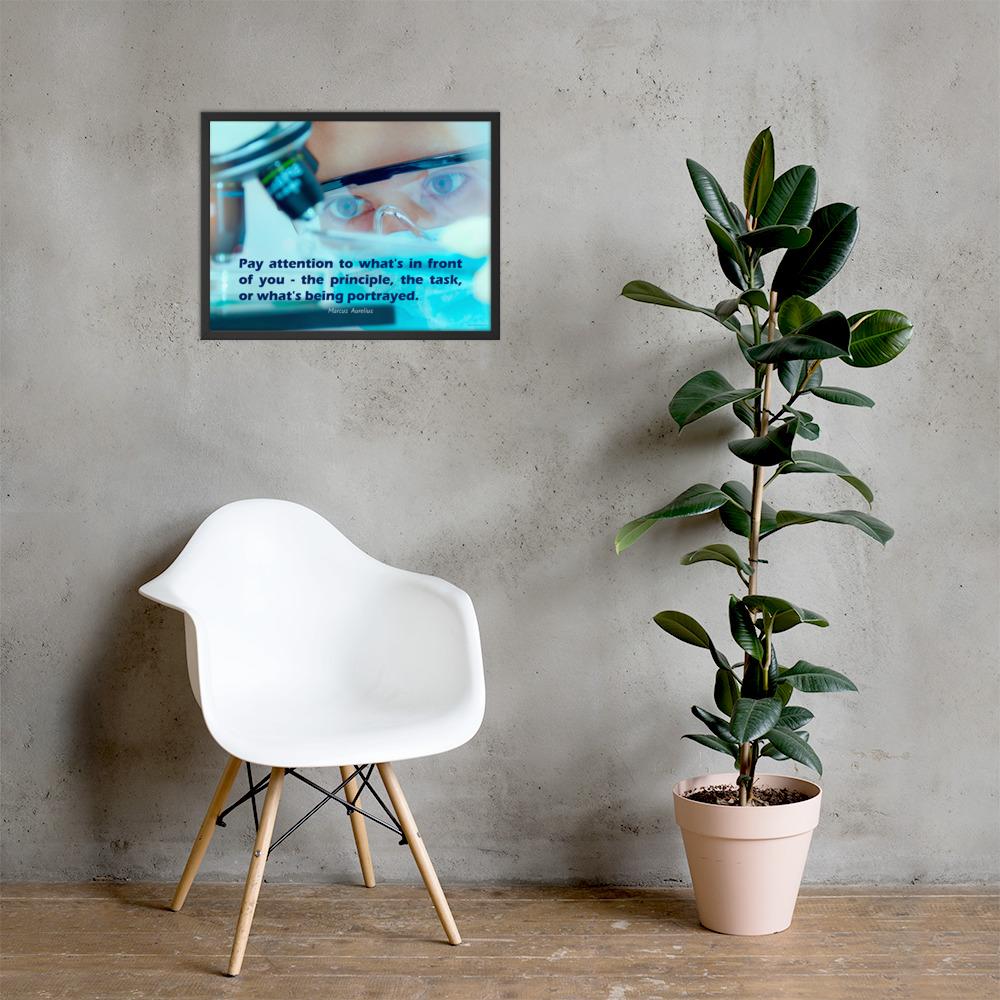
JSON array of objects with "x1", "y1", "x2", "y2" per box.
[
  {"x1": 376, "y1": 762, "x2": 461, "y2": 945},
  {"x1": 170, "y1": 754, "x2": 243, "y2": 912},
  {"x1": 227, "y1": 766, "x2": 285, "y2": 977},
  {"x1": 340, "y1": 765, "x2": 376, "y2": 888}
]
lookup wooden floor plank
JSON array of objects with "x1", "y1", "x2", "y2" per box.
[
  {"x1": 2, "y1": 972, "x2": 997, "y2": 1000},
  {"x1": 6, "y1": 927, "x2": 997, "y2": 958},
  {"x1": 1, "y1": 883, "x2": 997, "y2": 1000},
  {"x1": 4, "y1": 951, "x2": 998, "y2": 976},
  {"x1": 3, "y1": 881, "x2": 997, "y2": 910}
]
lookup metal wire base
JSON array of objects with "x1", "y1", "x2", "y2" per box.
[{"x1": 215, "y1": 763, "x2": 406, "y2": 856}]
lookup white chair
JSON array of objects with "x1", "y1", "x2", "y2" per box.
[{"x1": 139, "y1": 499, "x2": 485, "y2": 976}]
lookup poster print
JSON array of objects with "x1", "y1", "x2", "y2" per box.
[{"x1": 202, "y1": 112, "x2": 499, "y2": 340}]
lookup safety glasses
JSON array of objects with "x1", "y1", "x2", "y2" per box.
[{"x1": 318, "y1": 144, "x2": 490, "y2": 236}]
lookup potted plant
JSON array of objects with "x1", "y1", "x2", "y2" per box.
[{"x1": 617, "y1": 128, "x2": 912, "y2": 935}]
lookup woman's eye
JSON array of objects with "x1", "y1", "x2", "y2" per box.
[
  {"x1": 426, "y1": 171, "x2": 468, "y2": 197},
  {"x1": 327, "y1": 194, "x2": 366, "y2": 220}
]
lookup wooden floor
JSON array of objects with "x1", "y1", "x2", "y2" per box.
[{"x1": 1, "y1": 883, "x2": 997, "y2": 999}]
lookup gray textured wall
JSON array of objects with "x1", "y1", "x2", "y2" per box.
[{"x1": 2, "y1": 0, "x2": 998, "y2": 885}]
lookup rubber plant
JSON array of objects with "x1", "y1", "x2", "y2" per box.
[{"x1": 617, "y1": 128, "x2": 912, "y2": 806}]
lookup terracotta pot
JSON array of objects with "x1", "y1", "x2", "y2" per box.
[{"x1": 673, "y1": 771, "x2": 822, "y2": 935}]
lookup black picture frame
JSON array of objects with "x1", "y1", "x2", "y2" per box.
[{"x1": 201, "y1": 112, "x2": 500, "y2": 341}]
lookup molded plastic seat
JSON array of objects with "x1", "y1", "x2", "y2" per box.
[{"x1": 140, "y1": 499, "x2": 485, "y2": 768}]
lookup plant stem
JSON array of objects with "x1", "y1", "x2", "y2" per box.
[
  {"x1": 739, "y1": 289, "x2": 779, "y2": 806},
  {"x1": 747, "y1": 291, "x2": 778, "y2": 595},
  {"x1": 750, "y1": 303, "x2": 763, "y2": 350},
  {"x1": 738, "y1": 742, "x2": 754, "y2": 806},
  {"x1": 802, "y1": 358, "x2": 823, "y2": 385},
  {"x1": 762, "y1": 618, "x2": 773, "y2": 692}
]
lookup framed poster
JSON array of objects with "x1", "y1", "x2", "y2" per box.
[{"x1": 202, "y1": 112, "x2": 499, "y2": 340}]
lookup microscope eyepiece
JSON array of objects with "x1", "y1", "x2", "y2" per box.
[
  {"x1": 259, "y1": 150, "x2": 324, "y2": 223},
  {"x1": 208, "y1": 122, "x2": 324, "y2": 260}
]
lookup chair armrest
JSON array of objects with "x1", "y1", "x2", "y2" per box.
[{"x1": 362, "y1": 568, "x2": 485, "y2": 731}]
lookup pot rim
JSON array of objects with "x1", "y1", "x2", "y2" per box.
[{"x1": 672, "y1": 771, "x2": 822, "y2": 811}]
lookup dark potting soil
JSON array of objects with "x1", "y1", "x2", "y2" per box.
[{"x1": 684, "y1": 784, "x2": 810, "y2": 806}]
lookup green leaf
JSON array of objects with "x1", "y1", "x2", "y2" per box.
[
  {"x1": 779, "y1": 705, "x2": 814, "y2": 729},
  {"x1": 714, "y1": 297, "x2": 741, "y2": 321},
  {"x1": 740, "y1": 289, "x2": 770, "y2": 311},
  {"x1": 718, "y1": 481, "x2": 753, "y2": 511},
  {"x1": 613, "y1": 518, "x2": 657, "y2": 554},
  {"x1": 763, "y1": 726, "x2": 823, "y2": 774},
  {"x1": 686, "y1": 159, "x2": 745, "y2": 233},
  {"x1": 735, "y1": 324, "x2": 757, "y2": 367},
  {"x1": 772, "y1": 203, "x2": 859, "y2": 302},
  {"x1": 718, "y1": 480, "x2": 778, "y2": 539},
  {"x1": 640, "y1": 483, "x2": 736, "y2": 519},
  {"x1": 714, "y1": 667, "x2": 741, "y2": 715},
  {"x1": 713, "y1": 290, "x2": 767, "y2": 319},
  {"x1": 773, "y1": 508, "x2": 894, "y2": 545},
  {"x1": 730, "y1": 697, "x2": 782, "y2": 743},
  {"x1": 707, "y1": 638, "x2": 731, "y2": 672},
  {"x1": 780, "y1": 660, "x2": 858, "y2": 693},
  {"x1": 778, "y1": 352, "x2": 823, "y2": 394},
  {"x1": 692, "y1": 705, "x2": 738, "y2": 744},
  {"x1": 718, "y1": 247, "x2": 764, "y2": 291},
  {"x1": 654, "y1": 618, "x2": 733, "y2": 676},
  {"x1": 810, "y1": 386, "x2": 875, "y2": 407},
  {"x1": 681, "y1": 543, "x2": 752, "y2": 577},
  {"x1": 743, "y1": 127, "x2": 775, "y2": 218},
  {"x1": 717, "y1": 248, "x2": 743, "y2": 290},
  {"x1": 615, "y1": 484, "x2": 734, "y2": 553},
  {"x1": 747, "y1": 311, "x2": 851, "y2": 363},
  {"x1": 729, "y1": 595, "x2": 763, "y2": 660},
  {"x1": 621, "y1": 281, "x2": 740, "y2": 332},
  {"x1": 729, "y1": 201, "x2": 749, "y2": 234},
  {"x1": 760, "y1": 729, "x2": 808, "y2": 761},
  {"x1": 771, "y1": 611, "x2": 823, "y2": 635},
  {"x1": 777, "y1": 449, "x2": 874, "y2": 505},
  {"x1": 778, "y1": 295, "x2": 823, "y2": 335},
  {"x1": 682, "y1": 733, "x2": 739, "y2": 756},
  {"x1": 778, "y1": 295, "x2": 823, "y2": 392},
  {"x1": 669, "y1": 371, "x2": 762, "y2": 430},
  {"x1": 742, "y1": 595, "x2": 829, "y2": 628},
  {"x1": 784, "y1": 407, "x2": 821, "y2": 440},
  {"x1": 738, "y1": 224, "x2": 811, "y2": 255},
  {"x1": 705, "y1": 216, "x2": 746, "y2": 267},
  {"x1": 655, "y1": 613, "x2": 730, "y2": 674},
  {"x1": 728, "y1": 419, "x2": 798, "y2": 466},
  {"x1": 732, "y1": 398, "x2": 756, "y2": 429},
  {"x1": 720, "y1": 206, "x2": 765, "y2": 289},
  {"x1": 758, "y1": 165, "x2": 818, "y2": 229},
  {"x1": 844, "y1": 310, "x2": 913, "y2": 368},
  {"x1": 653, "y1": 610, "x2": 712, "y2": 648},
  {"x1": 717, "y1": 209, "x2": 765, "y2": 292},
  {"x1": 775, "y1": 680, "x2": 794, "y2": 705},
  {"x1": 740, "y1": 645, "x2": 779, "y2": 699}
]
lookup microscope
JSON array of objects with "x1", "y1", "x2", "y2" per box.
[{"x1": 208, "y1": 121, "x2": 324, "y2": 262}]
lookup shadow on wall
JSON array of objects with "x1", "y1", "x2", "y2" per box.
[
  {"x1": 70, "y1": 535, "x2": 224, "y2": 880},
  {"x1": 557, "y1": 743, "x2": 683, "y2": 886},
  {"x1": 550, "y1": 330, "x2": 729, "y2": 884}
]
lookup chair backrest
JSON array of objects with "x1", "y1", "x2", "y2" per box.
[{"x1": 140, "y1": 499, "x2": 387, "y2": 702}]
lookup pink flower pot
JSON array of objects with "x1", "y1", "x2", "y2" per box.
[{"x1": 673, "y1": 771, "x2": 822, "y2": 935}]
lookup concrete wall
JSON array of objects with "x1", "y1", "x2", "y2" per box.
[{"x1": 2, "y1": 0, "x2": 997, "y2": 885}]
